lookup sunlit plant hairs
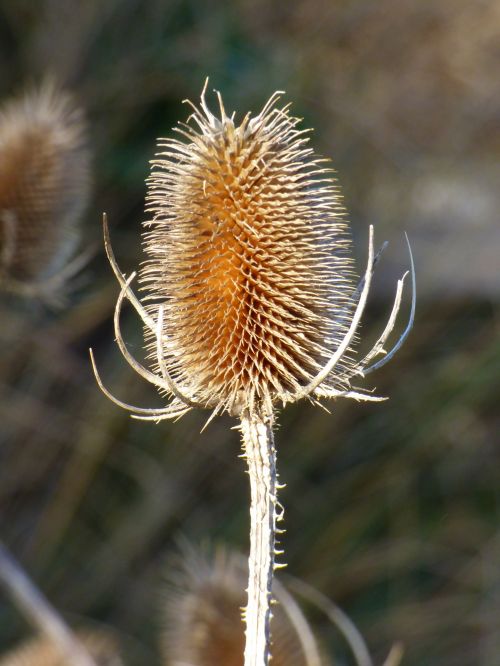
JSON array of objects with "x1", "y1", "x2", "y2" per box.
[
  {"x1": 91, "y1": 80, "x2": 415, "y2": 666},
  {"x1": 0, "y1": 82, "x2": 90, "y2": 305}
]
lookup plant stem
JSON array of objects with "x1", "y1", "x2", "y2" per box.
[
  {"x1": 240, "y1": 412, "x2": 278, "y2": 666},
  {"x1": 0, "y1": 541, "x2": 97, "y2": 666}
]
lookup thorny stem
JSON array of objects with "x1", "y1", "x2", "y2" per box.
[
  {"x1": 240, "y1": 413, "x2": 278, "y2": 666},
  {"x1": 0, "y1": 542, "x2": 97, "y2": 666}
]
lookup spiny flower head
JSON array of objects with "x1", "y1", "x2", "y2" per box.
[
  {"x1": 92, "y1": 82, "x2": 413, "y2": 423},
  {"x1": 140, "y1": 81, "x2": 358, "y2": 417},
  {"x1": 161, "y1": 545, "x2": 327, "y2": 666},
  {"x1": 0, "y1": 82, "x2": 89, "y2": 300}
]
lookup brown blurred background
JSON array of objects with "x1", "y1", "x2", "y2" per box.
[{"x1": 0, "y1": 1, "x2": 498, "y2": 664}]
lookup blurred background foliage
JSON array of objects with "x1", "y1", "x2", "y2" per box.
[{"x1": 0, "y1": 1, "x2": 498, "y2": 664}]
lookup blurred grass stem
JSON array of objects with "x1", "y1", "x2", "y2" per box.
[{"x1": 0, "y1": 542, "x2": 97, "y2": 666}]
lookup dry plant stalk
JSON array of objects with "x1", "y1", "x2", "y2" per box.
[
  {"x1": 0, "y1": 542, "x2": 100, "y2": 666},
  {"x1": 0, "y1": 82, "x2": 90, "y2": 304},
  {"x1": 161, "y1": 544, "x2": 325, "y2": 666},
  {"x1": 91, "y1": 80, "x2": 415, "y2": 665}
]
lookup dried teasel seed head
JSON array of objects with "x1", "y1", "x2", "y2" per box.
[
  {"x1": 94, "y1": 83, "x2": 415, "y2": 666},
  {"x1": 0, "y1": 82, "x2": 90, "y2": 300},
  {"x1": 95, "y1": 82, "x2": 414, "y2": 424},
  {"x1": 161, "y1": 545, "x2": 327, "y2": 666},
  {"x1": 0, "y1": 631, "x2": 123, "y2": 666},
  {"x1": 141, "y1": 82, "x2": 357, "y2": 417}
]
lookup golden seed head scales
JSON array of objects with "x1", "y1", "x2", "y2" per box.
[
  {"x1": 140, "y1": 85, "x2": 357, "y2": 415},
  {"x1": 0, "y1": 82, "x2": 89, "y2": 285}
]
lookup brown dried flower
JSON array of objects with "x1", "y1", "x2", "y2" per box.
[
  {"x1": 93, "y1": 82, "x2": 414, "y2": 423},
  {"x1": 91, "y1": 81, "x2": 414, "y2": 666},
  {"x1": 0, "y1": 82, "x2": 90, "y2": 303}
]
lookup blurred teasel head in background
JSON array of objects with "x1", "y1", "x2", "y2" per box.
[
  {"x1": 0, "y1": 82, "x2": 90, "y2": 304},
  {"x1": 161, "y1": 544, "x2": 327, "y2": 666}
]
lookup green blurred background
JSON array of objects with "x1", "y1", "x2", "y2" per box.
[{"x1": 0, "y1": 1, "x2": 498, "y2": 664}]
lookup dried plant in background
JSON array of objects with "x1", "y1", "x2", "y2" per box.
[
  {"x1": 0, "y1": 82, "x2": 90, "y2": 305},
  {"x1": 161, "y1": 544, "x2": 326, "y2": 666},
  {"x1": 0, "y1": 542, "x2": 102, "y2": 666},
  {"x1": 91, "y1": 81, "x2": 415, "y2": 665},
  {"x1": 287, "y1": 575, "x2": 404, "y2": 666},
  {"x1": 161, "y1": 543, "x2": 405, "y2": 666},
  {"x1": 0, "y1": 633, "x2": 122, "y2": 666}
]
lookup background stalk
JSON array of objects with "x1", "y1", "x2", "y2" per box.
[
  {"x1": 0, "y1": 542, "x2": 97, "y2": 666},
  {"x1": 240, "y1": 413, "x2": 278, "y2": 666}
]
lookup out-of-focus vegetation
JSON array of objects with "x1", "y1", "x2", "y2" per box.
[{"x1": 0, "y1": 1, "x2": 498, "y2": 664}]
